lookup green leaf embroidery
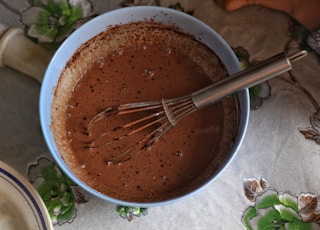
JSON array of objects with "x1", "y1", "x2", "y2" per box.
[
  {"x1": 278, "y1": 193, "x2": 299, "y2": 212},
  {"x1": 249, "y1": 85, "x2": 262, "y2": 101},
  {"x1": 290, "y1": 219, "x2": 313, "y2": 230},
  {"x1": 36, "y1": 164, "x2": 77, "y2": 225},
  {"x1": 242, "y1": 207, "x2": 257, "y2": 230},
  {"x1": 256, "y1": 193, "x2": 281, "y2": 209},
  {"x1": 41, "y1": 165, "x2": 61, "y2": 181},
  {"x1": 274, "y1": 204, "x2": 302, "y2": 222},
  {"x1": 22, "y1": 0, "x2": 93, "y2": 47},
  {"x1": 116, "y1": 206, "x2": 148, "y2": 221},
  {"x1": 256, "y1": 208, "x2": 283, "y2": 229}
]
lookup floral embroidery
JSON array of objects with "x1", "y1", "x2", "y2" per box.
[
  {"x1": 121, "y1": 0, "x2": 158, "y2": 7},
  {"x1": 298, "y1": 193, "x2": 320, "y2": 224},
  {"x1": 287, "y1": 19, "x2": 311, "y2": 53},
  {"x1": 299, "y1": 111, "x2": 320, "y2": 144},
  {"x1": 307, "y1": 29, "x2": 320, "y2": 56},
  {"x1": 28, "y1": 157, "x2": 87, "y2": 225},
  {"x1": 233, "y1": 47, "x2": 271, "y2": 110},
  {"x1": 244, "y1": 178, "x2": 269, "y2": 202},
  {"x1": 21, "y1": 0, "x2": 93, "y2": 48},
  {"x1": 242, "y1": 178, "x2": 318, "y2": 229},
  {"x1": 281, "y1": 65, "x2": 320, "y2": 145},
  {"x1": 116, "y1": 206, "x2": 148, "y2": 221},
  {"x1": 168, "y1": 2, "x2": 194, "y2": 15}
]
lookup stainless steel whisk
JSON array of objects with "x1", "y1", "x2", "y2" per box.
[{"x1": 86, "y1": 50, "x2": 307, "y2": 164}]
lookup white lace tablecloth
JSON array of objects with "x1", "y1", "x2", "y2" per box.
[{"x1": 0, "y1": 0, "x2": 319, "y2": 229}]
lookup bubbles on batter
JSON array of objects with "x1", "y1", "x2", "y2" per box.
[
  {"x1": 116, "y1": 49, "x2": 124, "y2": 55},
  {"x1": 121, "y1": 83, "x2": 127, "y2": 92},
  {"x1": 175, "y1": 150, "x2": 183, "y2": 157},
  {"x1": 143, "y1": 68, "x2": 155, "y2": 78},
  {"x1": 111, "y1": 49, "x2": 124, "y2": 57},
  {"x1": 165, "y1": 47, "x2": 172, "y2": 55},
  {"x1": 79, "y1": 161, "x2": 86, "y2": 168},
  {"x1": 67, "y1": 131, "x2": 72, "y2": 143},
  {"x1": 97, "y1": 58, "x2": 104, "y2": 68},
  {"x1": 67, "y1": 104, "x2": 74, "y2": 110}
]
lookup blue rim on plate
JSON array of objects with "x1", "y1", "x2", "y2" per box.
[{"x1": 0, "y1": 161, "x2": 52, "y2": 230}]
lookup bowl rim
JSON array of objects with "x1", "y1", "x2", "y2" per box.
[{"x1": 40, "y1": 5, "x2": 249, "y2": 207}]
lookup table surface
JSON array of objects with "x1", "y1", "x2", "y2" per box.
[{"x1": 0, "y1": 0, "x2": 319, "y2": 229}]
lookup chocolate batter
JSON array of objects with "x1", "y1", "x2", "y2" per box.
[{"x1": 63, "y1": 23, "x2": 239, "y2": 203}]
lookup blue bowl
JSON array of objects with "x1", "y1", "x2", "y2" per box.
[{"x1": 40, "y1": 6, "x2": 249, "y2": 208}]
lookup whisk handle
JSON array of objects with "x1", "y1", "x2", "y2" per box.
[{"x1": 192, "y1": 50, "x2": 307, "y2": 109}]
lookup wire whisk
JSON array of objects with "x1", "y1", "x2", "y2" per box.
[{"x1": 85, "y1": 50, "x2": 307, "y2": 164}]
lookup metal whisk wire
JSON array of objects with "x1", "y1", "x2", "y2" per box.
[
  {"x1": 86, "y1": 95, "x2": 197, "y2": 163},
  {"x1": 86, "y1": 50, "x2": 307, "y2": 164}
]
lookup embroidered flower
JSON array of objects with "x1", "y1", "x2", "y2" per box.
[
  {"x1": 299, "y1": 110, "x2": 320, "y2": 145},
  {"x1": 21, "y1": 0, "x2": 93, "y2": 45},
  {"x1": 233, "y1": 47, "x2": 271, "y2": 110},
  {"x1": 243, "y1": 178, "x2": 269, "y2": 202},
  {"x1": 307, "y1": 29, "x2": 320, "y2": 56},
  {"x1": 241, "y1": 178, "x2": 320, "y2": 229},
  {"x1": 116, "y1": 206, "x2": 148, "y2": 221},
  {"x1": 242, "y1": 190, "x2": 313, "y2": 229},
  {"x1": 121, "y1": 0, "x2": 157, "y2": 7},
  {"x1": 28, "y1": 157, "x2": 87, "y2": 225},
  {"x1": 298, "y1": 193, "x2": 320, "y2": 224}
]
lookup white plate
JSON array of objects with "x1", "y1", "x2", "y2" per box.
[{"x1": 0, "y1": 161, "x2": 52, "y2": 230}]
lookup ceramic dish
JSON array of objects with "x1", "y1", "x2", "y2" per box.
[{"x1": 0, "y1": 161, "x2": 52, "y2": 230}]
